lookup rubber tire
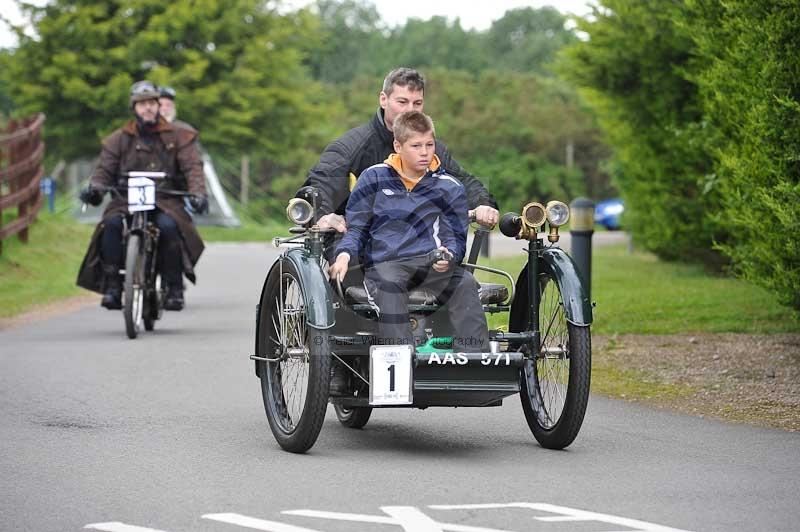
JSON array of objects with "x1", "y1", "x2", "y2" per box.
[
  {"x1": 334, "y1": 404, "x2": 373, "y2": 428},
  {"x1": 123, "y1": 234, "x2": 144, "y2": 340},
  {"x1": 143, "y1": 278, "x2": 159, "y2": 331},
  {"x1": 520, "y1": 272, "x2": 591, "y2": 450},
  {"x1": 258, "y1": 259, "x2": 331, "y2": 453}
]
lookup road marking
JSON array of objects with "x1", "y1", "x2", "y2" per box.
[
  {"x1": 427, "y1": 503, "x2": 694, "y2": 532},
  {"x1": 84, "y1": 524, "x2": 170, "y2": 532},
  {"x1": 203, "y1": 513, "x2": 321, "y2": 531},
  {"x1": 381, "y1": 506, "x2": 447, "y2": 532},
  {"x1": 89, "y1": 502, "x2": 694, "y2": 532},
  {"x1": 282, "y1": 508, "x2": 513, "y2": 532}
]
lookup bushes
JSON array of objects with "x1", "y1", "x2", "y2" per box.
[
  {"x1": 686, "y1": 1, "x2": 800, "y2": 310},
  {"x1": 563, "y1": 0, "x2": 800, "y2": 311},
  {"x1": 561, "y1": 1, "x2": 723, "y2": 263}
]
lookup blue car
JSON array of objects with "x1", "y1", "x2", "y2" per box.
[{"x1": 594, "y1": 198, "x2": 624, "y2": 230}]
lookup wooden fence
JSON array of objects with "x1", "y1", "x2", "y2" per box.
[{"x1": 0, "y1": 113, "x2": 46, "y2": 255}]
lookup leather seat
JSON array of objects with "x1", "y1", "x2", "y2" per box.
[{"x1": 344, "y1": 282, "x2": 508, "y2": 306}]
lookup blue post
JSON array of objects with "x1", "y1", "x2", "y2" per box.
[{"x1": 40, "y1": 177, "x2": 56, "y2": 213}]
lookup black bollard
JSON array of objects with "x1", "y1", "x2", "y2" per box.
[{"x1": 569, "y1": 197, "x2": 595, "y2": 301}]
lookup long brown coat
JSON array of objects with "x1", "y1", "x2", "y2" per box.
[{"x1": 77, "y1": 118, "x2": 206, "y2": 293}]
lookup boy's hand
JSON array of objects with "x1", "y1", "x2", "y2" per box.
[
  {"x1": 469, "y1": 205, "x2": 499, "y2": 227},
  {"x1": 328, "y1": 253, "x2": 350, "y2": 282},
  {"x1": 318, "y1": 213, "x2": 347, "y2": 233},
  {"x1": 432, "y1": 246, "x2": 453, "y2": 273}
]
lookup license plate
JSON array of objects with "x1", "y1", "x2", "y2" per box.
[
  {"x1": 369, "y1": 344, "x2": 413, "y2": 405},
  {"x1": 128, "y1": 176, "x2": 156, "y2": 212}
]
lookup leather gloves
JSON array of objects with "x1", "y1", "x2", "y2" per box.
[
  {"x1": 188, "y1": 195, "x2": 209, "y2": 214},
  {"x1": 79, "y1": 186, "x2": 103, "y2": 206}
]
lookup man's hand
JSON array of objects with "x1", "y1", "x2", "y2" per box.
[
  {"x1": 469, "y1": 205, "x2": 500, "y2": 228},
  {"x1": 317, "y1": 213, "x2": 347, "y2": 233},
  {"x1": 189, "y1": 195, "x2": 209, "y2": 214},
  {"x1": 328, "y1": 253, "x2": 351, "y2": 282},
  {"x1": 79, "y1": 186, "x2": 103, "y2": 206},
  {"x1": 432, "y1": 246, "x2": 452, "y2": 273}
]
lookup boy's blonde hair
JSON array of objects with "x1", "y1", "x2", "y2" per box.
[{"x1": 393, "y1": 110, "x2": 435, "y2": 144}]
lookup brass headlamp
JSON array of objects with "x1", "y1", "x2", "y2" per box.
[
  {"x1": 286, "y1": 198, "x2": 314, "y2": 226},
  {"x1": 499, "y1": 200, "x2": 571, "y2": 242}
]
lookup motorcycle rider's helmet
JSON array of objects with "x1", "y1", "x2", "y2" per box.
[
  {"x1": 159, "y1": 85, "x2": 176, "y2": 100},
  {"x1": 129, "y1": 80, "x2": 160, "y2": 108}
]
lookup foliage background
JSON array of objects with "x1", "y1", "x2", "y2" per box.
[{"x1": 1, "y1": 0, "x2": 798, "y2": 311}]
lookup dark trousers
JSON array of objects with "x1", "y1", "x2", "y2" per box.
[
  {"x1": 101, "y1": 211, "x2": 183, "y2": 287},
  {"x1": 364, "y1": 256, "x2": 489, "y2": 352}
]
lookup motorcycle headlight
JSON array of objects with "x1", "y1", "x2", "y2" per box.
[
  {"x1": 546, "y1": 200, "x2": 570, "y2": 227},
  {"x1": 521, "y1": 202, "x2": 546, "y2": 229},
  {"x1": 286, "y1": 198, "x2": 313, "y2": 225}
]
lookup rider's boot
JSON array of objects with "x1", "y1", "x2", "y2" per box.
[
  {"x1": 101, "y1": 265, "x2": 122, "y2": 310},
  {"x1": 163, "y1": 284, "x2": 184, "y2": 311},
  {"x1": 329, "y1": 360, "x2": 348, "y2": 396}
]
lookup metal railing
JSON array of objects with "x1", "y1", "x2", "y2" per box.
[{"x1": 0, "y1": 113, "x2": 46, "y2": 255}]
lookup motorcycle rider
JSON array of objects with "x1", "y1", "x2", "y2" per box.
[
  {"x1": 158, "y1": 85, "x2": 197, "y2": 133},
  {"x1": 77, "y1": 80, "x2": 208, "y2": 311}
]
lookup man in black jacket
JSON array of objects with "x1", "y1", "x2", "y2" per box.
[{"x1": 301, "y1": 67, "x2": 499, "y2": 231}]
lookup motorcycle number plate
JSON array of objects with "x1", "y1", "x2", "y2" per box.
[
  {"x1": 369, "y1": 345, "x2": 413, "y2": 405},
  {"x1": 128, "y1": 177, "x2": 156, "y2": 212}
]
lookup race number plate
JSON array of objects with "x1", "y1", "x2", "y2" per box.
[
  {"x1": 127, "y1": 176, "x2": 156, "y2": 212},
  {"x1": 369, "y1": 345, "x2": 413, "y2": 405}
]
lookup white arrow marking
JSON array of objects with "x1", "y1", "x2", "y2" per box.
[
  {"x1": 202, "y1": 513, "x2": 323, "y2": 532},
  {"x1": 84, "y1": 523, "x2": 170, "y2": 532},
  {"x1": 282, "y1": 509, "x2": 513, "y2": 532},
  {"x1": 381, "y1": 506, "x2": 444, "y2": 532},
  {"x1": 427, "y1": 503, "x2": 694, "y2": 532}
]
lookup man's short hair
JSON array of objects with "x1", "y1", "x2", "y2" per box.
[
  {"x1": 382, "y1": 67, "x2": 425, "y2": 96},
  {"x1": 393, "y1": 111, "x2": 435, "y2": 144}
]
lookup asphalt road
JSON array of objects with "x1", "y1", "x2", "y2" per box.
[{"x1": 1, "y1": 242, "x2": 798, "y2": 532}]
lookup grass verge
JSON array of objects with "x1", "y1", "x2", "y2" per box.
[
  {"x1": 0, "y1": 202, "x2": 93, "y2": 318},
  {"x1": 480, "y1": 244, "x2": 799, "y2": 335},
  {"x1": 0, "y1": 198, "x2": 287, "y2": 319},
  {"x1": 479, "y1": 244, "x2": 799, "y2": 429}
]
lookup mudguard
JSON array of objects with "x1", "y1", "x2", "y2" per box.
[
  {"x1": 254, "y1": 248, "x2": 336, "y2": 377},
  {"x1": 509, "y1": 247, "x2": 593, "y2": 330}
]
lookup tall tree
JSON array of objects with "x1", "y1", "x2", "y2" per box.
[
  {"x1": 4, "y1": 0, "x2": 320, "y2": 163},
  {"x1": 562, "y1": 1, "x2": 722, "y2": 263},
  {"x1": 306, "y1": 0, "x2": 387, "y2": 83},
  {"x1": 486, "y1": 7, "x2": 577, "y2": 75}
]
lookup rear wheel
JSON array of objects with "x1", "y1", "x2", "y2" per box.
[
  {"x1": 334, "y1": 404, "x2": 372, "y2": 428},
  {"x1": 123, "y1": 234, "x2": 145, "y2": 339},
  {"x1": 258, "y1": 260, "x2": 330, "y2": 453},
  {"x1": 520, "y1": 270, "x2": 591, "y2": 449}
]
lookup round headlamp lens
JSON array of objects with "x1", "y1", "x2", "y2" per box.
[
  {"x1": 521, "y1": 202, "x2": 546, "y2": 228},
  {"x1": 546, "y1": 201, "x2": 570, "y2": 227},
  {"x1": 286, "y1": 198, "x2": 313, "y2": 225}
]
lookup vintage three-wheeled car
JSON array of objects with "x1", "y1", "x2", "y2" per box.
[{"x1": 252, "y1": 187, "x2": 592, "y2": 453}]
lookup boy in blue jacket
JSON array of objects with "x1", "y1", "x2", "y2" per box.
[{"x1": 329, "y1": 111, "x2": 489, "y2": 353}]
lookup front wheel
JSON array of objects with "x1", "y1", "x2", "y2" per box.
[
  {"x1": 258, "y1": 259, "x2": 331, "y2": 453},
  {"x1": 520, "y1": 271, "x2": 591, "y2": 449},
  {"x1": 123, "y1": 234, "x2": 145, "y2": 339},
  {"x1": 334, "y1": 404, "x2": 372, "y2": 429}
]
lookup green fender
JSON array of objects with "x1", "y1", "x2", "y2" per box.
[
  {"x1": 275, "y1": 247, "x2": 336, "y2": 330},
  {"x1": 509, "y1": 247, "x2": 593, "y2": 331},
  {"x1": 254, "y1": 248, "x2": 336, "y2": 364},
  {"x1": 541, "y1": 247, "x2": 593, "y2": 326}
]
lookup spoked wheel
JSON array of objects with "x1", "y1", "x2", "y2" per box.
[
  {"x1": 334, "y1": 404, "x2": 372, "y2": 429},
  {"x1": 123, "y1": 234, "x2": 145, "y2": 339},
  {"x1": 258, "y1": 260, "x2": 330, "y2": 453},
  {"x1": 520, "y1": 270, "x2": 591, "y2": 449}
]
